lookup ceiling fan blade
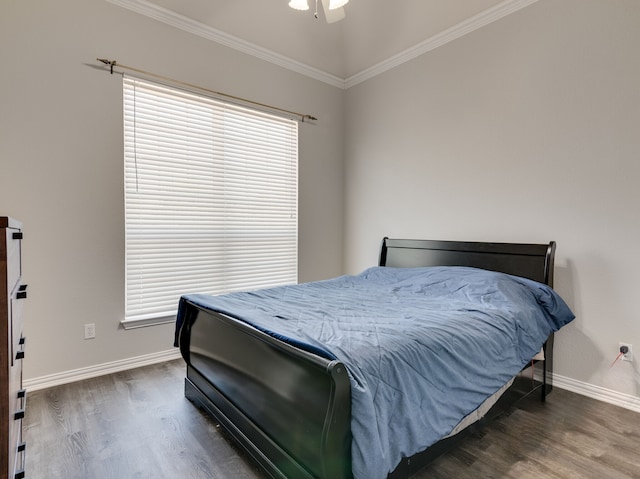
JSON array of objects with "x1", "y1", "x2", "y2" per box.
[{"x1": 321, "y1": 0, "x2": 345, "y2": 23}]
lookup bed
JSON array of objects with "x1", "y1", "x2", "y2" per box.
[{"x1": 174, "y1": 238, "x2": 574, "y2": 479}]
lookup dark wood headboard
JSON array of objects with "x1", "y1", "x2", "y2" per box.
[{"x1": 379, "y1": 237, "x2": 556, "y2": 287}]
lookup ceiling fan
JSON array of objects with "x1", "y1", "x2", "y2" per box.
[{"x1": 289, "y1": 0, "x2": 349, "y2": 23}]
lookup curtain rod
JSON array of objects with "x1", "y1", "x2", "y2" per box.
[{"x1": 96, "y1": 58, "x2": 317, "y2": 122}]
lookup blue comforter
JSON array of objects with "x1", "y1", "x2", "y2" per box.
[{"x1": 177, "y1": 266, "x2": 574, "y2": 479}]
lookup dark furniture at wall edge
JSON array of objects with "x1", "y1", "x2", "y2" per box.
[{"x1": 0, "y1": 217, "x2": 26, "y2": 479}]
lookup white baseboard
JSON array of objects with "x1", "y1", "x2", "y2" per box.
[
  {"x1": 551, "y1": 373, "x2": 640, "y2": 414},
  {"x1": 23, "y1": 349, "x2": 182, "y2": 392},
  {"x1": 22, "y1": 354, "x2": 640, "y2": 415}
]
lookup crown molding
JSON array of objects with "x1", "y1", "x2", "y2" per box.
[
  {"x1": 344, "y1": 0, "x2": 540, "y2": 88},
  {"x1": 104, "y1": 0, "x2": 346, "y2": 88},
  {"x1": 105, "y1": 0, "x2": 539, "y2": 90}
]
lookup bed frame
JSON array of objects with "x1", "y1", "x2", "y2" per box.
[{"x1": 176, "y1": 238, "x2": 557, "y2": 479}]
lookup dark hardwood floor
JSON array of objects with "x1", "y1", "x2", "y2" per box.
[{"x1": 25, "y1": 359, "x2": 640, "y2": 478}]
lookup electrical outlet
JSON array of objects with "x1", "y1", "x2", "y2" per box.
[
  {"x1": 84, "y1": 323, "x2": 96, "y2": 340},
  {"x1": 619, "y1": 343, "x2": 633, "y2": 362}
]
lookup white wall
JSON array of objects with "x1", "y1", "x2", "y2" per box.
[
  {"x1": 0, "y1": 0, "x2": 345, "y2": 379},
  {"x1": 2, "y1": 0, "x2": 639, "y2": 406},
  {"x1": 344, "y1": 0, "x2": 640, "y2": 399}
]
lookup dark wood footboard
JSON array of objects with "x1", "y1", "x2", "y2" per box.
[
  {"x1": 177, "y1": 299, "x2": 353, "y2": 479},
  {"x1": 178, "y1": 301, "x2": 554, "y2": 479}
]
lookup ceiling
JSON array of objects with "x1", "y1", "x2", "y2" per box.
[{"x1": 114, "y1": 0, "x2": 535, "y2": 87}]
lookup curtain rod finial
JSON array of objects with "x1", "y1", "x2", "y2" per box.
[{"x1": 97, "y1": 58, "x2": 116, "y2": 74}]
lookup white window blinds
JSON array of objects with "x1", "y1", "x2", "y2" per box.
[{"x1": 123, "y1": 77, "x2": 298, "y2": 323}]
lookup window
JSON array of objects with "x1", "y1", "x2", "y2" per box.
[{"x1": 122, "y1": 77, "x2": 298, "y2": 327}]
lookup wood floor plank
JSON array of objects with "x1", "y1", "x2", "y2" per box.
[
  {"x1": 422, "y1": 390, "x2": 640, "y2": 479},
  {"x1": 25, "y1": 360, "x2": 268, "y2": 479},
  {"x1": 24, "y1": 360, "x2": 640, "y2": 478}
]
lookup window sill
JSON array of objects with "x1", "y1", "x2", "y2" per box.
[{"x1": 120, "y1": 315, "x2": 176, "y2": 330}]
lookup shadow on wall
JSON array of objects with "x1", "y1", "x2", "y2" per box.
[
  {"x1": 553, "y1": 259, "x2": 606, "y2": 381},
  {"x1": 556, "y1": 258, "x2": 640, "y2": 398},
  {"x1": 554, "y1": 258, "x2": 578, "y2": 318}
]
